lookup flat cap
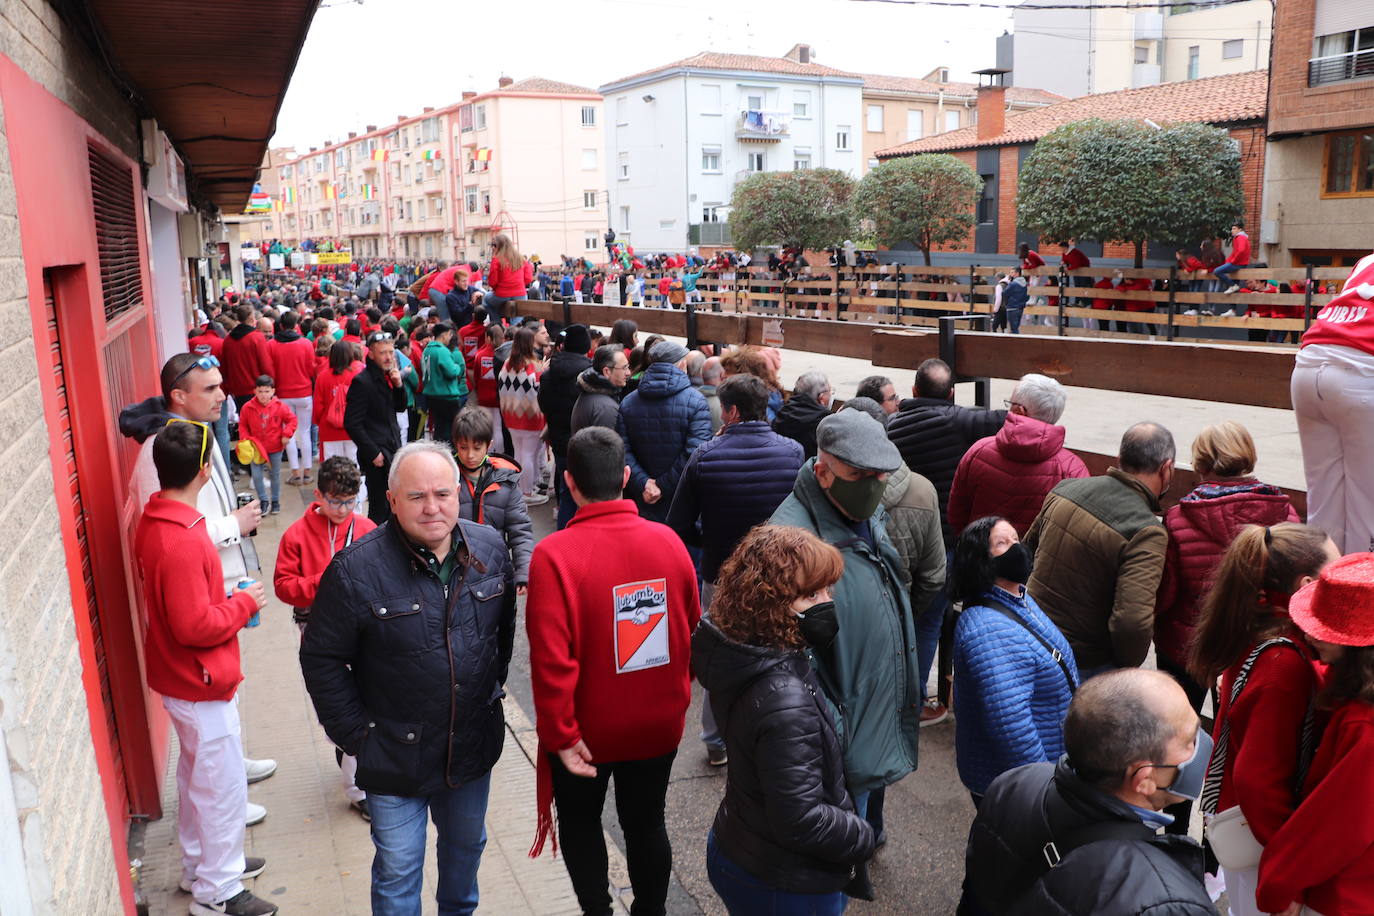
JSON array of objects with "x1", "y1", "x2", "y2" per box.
[
  {"x1": 650, "y1": 340, "x2": 690, "y2": 364},
  {"x1": 816, "y1": 409, "x2": 903, "y2": 473},
  {"x1": 841, "y1": 396, "x2": 887, "y2": 428}
]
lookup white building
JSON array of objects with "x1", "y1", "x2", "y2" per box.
[
  {"x1": 1009, "y1": 0, "x2": 1272, "y2": 98},
  {"x1": 599, "y1": 50, "x2": 864, "y2": 253}
]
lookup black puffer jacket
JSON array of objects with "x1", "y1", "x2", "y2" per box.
[
  {"x1": 771, "y1": 394, "x2": 831, "y2": 459},
  {"x1": 344, "y1": 359, "x2": 407, "y2": 466},
  {"x1": 964, "y1": 758, "x2": 1213, "y2": 915},
  {"x1": 886, "y1": 397, "x2": 1006, "y2": 544},
  {"x1": 459, "y1": 455, "x2": 535, "y2": 585},
  {"x1": 692, "y1": 619, "x2": 875, "y2": 893},
  {"x1": 537, "y1": 350, "x2": 593, "y2": 458},
  {"x1": 570, "y1": 367, "x2": 621, "y2": 435},
  {"x1": 300, "y1": 519, "x2": 517, "y2": 796}
]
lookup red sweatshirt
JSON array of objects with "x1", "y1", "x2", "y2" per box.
[
  {"x1": 1226, "y1": 231, "x2": 1252, "y2": 266},
  {"x1": 1300, "y1": 252, "x2": 1374, "y2": 355},
  {"x1": 313, "y1": 363, "x2": 364, "y2": 448},
  {"x1": 474, "y1": 341, "x2": 500, "y2": 408},
  {"x1": 1257, "y1": 700, "x2": 1374, "y2": 915},
  {"x1": 188, "y1": 328, "x2": 224, "y2": 360},
  {"x1": 458, "y1": 319, "x2": 485, "y2": 375},
  {"x1": 487, "y1": 259, "x2": 534, "y2": 298},
  {"x1": 238, "y1": 396, "x2": 298, "y2": 455},
  {"x1": 273, "y1": 503, "x2": 376, "y2": 621},
  {"x1": 135, "y1": 494, "x2": 257, "y2": 702},
  {"x1": 266, "y1": 332, "x2": 317, "y2": 398},
  {"x1": 526, "y1": 500, "x2": 700, "y2": 853},
  {"x1": 221, "y1": 327, "x2": 276, "y2": 399},
  {"x1": 1061, "y1": 246, "x2": 1090, "y2": 272}
]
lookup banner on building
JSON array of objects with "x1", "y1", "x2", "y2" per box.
[
  {"x1": 421, "y1": 149, "x2": 440, "y2": 161},
  {"x1": 317, "y1": 251, "x2": 352, "y2": 264},
  {"x1": 474, "y1": 148, "x2": 493, "y2": 162},
  {"x1": 241, "y1": 247, "x2": 262, "y2": 261},
  {"x1": 289, "y1": 251, "x2": 306, "y2": 268},
  {"x1": 324, "y1": 183, "x2": 337, "y2": 200},
  {"x1": 371, "y1": 149, "x2": 389, "y2": 161}
]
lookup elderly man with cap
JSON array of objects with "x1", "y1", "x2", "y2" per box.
[
  {"x1": 770, "y1": 409, "x2": 920, "y2": 852},
  {"x1": 536, "y1": 324, "x2": 594, "y2": 529},
  {"x1": 616, "y1": 339, "x2": 712, "y2": 522}
]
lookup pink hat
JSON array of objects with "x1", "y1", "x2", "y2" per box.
[{"x1": 1289, "y1": 552, "x2": 1374, "y2": 647}]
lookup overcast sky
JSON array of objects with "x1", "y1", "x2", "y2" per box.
[{"x1": 270, "y1": 0, "x2": 1014, "y2": 150}]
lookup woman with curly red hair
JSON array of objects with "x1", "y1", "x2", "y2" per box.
[{"x1": 692, "y1": 525, "x2": 875, "y2": 914}]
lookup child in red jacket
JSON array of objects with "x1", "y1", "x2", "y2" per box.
[
  {"x1": 238, "y1": 375, "x2": 298, "y2": 515},
  {"x1": 272, "y1": 455, "x2": 376, "y2": 819},
  {"x1": 134, "y1": 421, "x2": 274, "y2": 916}
]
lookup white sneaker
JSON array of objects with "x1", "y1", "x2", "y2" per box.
[
  {"x1": 244, "y1": 758, "x2": 277, "y2": 785},
  {"x1": 1182, "y1": 309, "x2": 1198, "y2": 316},
  {"x1": 246, "y1": 801, "x2": 267, "y2": 827},
  {"x1": 1217, "y1": 309, "x2": 1237, "y2": 318},
  {"x1": 180, "y1": 857, "x2": 267, "y2": 893},
  {"x1": 524, "y1": 492, "x2": 550, "y2": 506},
  {"x1": 1223, "y1": 284, "x2": 1241, "y2": 294}
]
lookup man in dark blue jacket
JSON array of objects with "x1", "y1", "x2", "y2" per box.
[
  {"x1": 616, "y1": 340, "x2": 712, "y2": 523},
  {"x1": 667, "y1": 373, "x2": 804, "y2": 764}
]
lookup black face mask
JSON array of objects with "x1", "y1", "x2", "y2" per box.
[
  {"x1": 796, "y1": 600, "x2": 839, "y2": 650},
  {"x1": 993, "y1": 542, "x2": 1034, "y2": 585}
]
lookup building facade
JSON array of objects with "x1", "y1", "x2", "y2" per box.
[
  {"x1": 599, "y1": 49, "x2": 865, "y2": 253},
  {"x1": 265, "y1": 78, "x2": 606, "y2": 264},
  {"x1": 1261, "y1": 0, "x2": 1374, "y2": 267},
  {"x1": 1010, "y1": 0, "x2": 1272, "y2": 98}
]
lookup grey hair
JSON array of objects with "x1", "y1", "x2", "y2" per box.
[
  {"x1": 685, "y1": 350, "x2": 706, "y2": 377},
  {"x1": 1014, "y1": 373, "x2": 1068, "y2": 424},
  {"x1": 1064, "y1": 669, "x2": 1186, "y2": 789},
  {"x1": 1119, "y1": 422, "x2": 1176, "y2": 474},
  {"x1": 388, "y1": 439, "x2": 461, "y2": 490},
  {"x1": 794, "y1": 371, "x2": 830, "y2": 400}
]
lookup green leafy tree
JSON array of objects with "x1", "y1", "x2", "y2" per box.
[
  {"x1": 727, "y1": 168, "x2": 856, "y2": 252},
  {"x1": 1016, "y1": 118, "x2": 1243, "y2": 267},
  {"x1": 853, "y1": 154, "x2": 983, "y2": 265}
]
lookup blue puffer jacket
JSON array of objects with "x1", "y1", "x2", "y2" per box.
[
  {"x1": 665, "y1": 420, "x2": 803, "y2": 582},
  {"x1": 616, "y1": 362, "x2": 712, "y2": 521},
  {"x1": 953, "y1": 585, "x2": 1079, "y2": 796}
]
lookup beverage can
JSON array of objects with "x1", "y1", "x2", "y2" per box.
[{"x1": 237, "y1": 579, "x2": 261, "y2": 628}]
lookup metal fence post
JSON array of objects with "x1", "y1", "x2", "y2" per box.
[
  {"x1": 1304, "y1": 264, "x2": 1315, "y2": 331},
  {"x1": 1057, "y1": 268, "x2": 1067, "y2": 337},
  {"x1": 685, "y1": 296, "x2": 699, "y2": 350},
  {"x1": 1166, "y1": 266, "x2": 1178, "y2": 342},
  {"x1": 968, "y1": 264, "x2": 977, "y2": 309}
]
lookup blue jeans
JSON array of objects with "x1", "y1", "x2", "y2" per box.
[
  {"x1": 1006, "y1": 308, "x2": 1024, "y2": 334},
  {"x1": 698, "y1": 582, "x2": 726, "y2": 752},
  {"x1": 917, "y1": 549, "x2": 953, "y2": 700},
  {"x1": 212, "y1": 411, "x2": 232, "y2": 471},
  {"x1": 707, "y1": 831, "x2": 848, "y2": 915},
  {"x1": 554, "y1": 453, "x2": 576, "y2": 530},
  {"x1": 1214, "y1": 262, "x2": 1242, "y2": 287},
  {"x1": 428, "y1": 287, "x2": 450, "y2": 321},
  {"x1": 369, "y1": 771, "x2": 491, "y2": 916},
  {"x1": 249, "y1": 452, "x2": 282, "y2": 508}
]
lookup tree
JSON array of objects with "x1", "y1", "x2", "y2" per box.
[
  {"x1": 852, "y1": 155, "x2": 983, "y2": 265},
  {"x1": 1016, "y1": 118, "x2": 1243, "y2": 267},
  {"x1": 727, "y1": 168, "x2": 856, "y2": 252}
]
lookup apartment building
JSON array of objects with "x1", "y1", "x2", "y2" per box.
[
  {"x1": 1009, "y1": 0, "x2": 1272, "y2": 98},
  {"x1": 598, "y1": 47, "x2": 865, "y2": 252},
  {"x1": 1261, "y1": 0, "x2": 1374, "y2": 267},
  {"x1": 268, "y1": 77, "x2": 605, "y2": 263}
]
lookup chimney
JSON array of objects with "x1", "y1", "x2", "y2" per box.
[
  {"x1": 798, "y1": 44, "x2": 811, "y2": 64},
  {"x1": 366, "y1": 124, "x2": 377, "y2": 132},
  {"x1": 461, "y1": 91, "x2": 477, "y2": 100},
  {"x1": 348, "y1": 131, "x2": 357, "y2": 139},
  {"x1": 423, "y1": 106, "x2": 434, "y2": 113},
  {"x1": 498, "y1": 76, "x2": 514, "y2": 88},
  {"x1": 974, "y1": 68, "x2": 1009, "y2": 141},
  {"x1": 398, "y1": 114, "x2": 408, "y2": 122},
  {"x1": 309, "y1": 146, "x2": 317, "y2": 152}
]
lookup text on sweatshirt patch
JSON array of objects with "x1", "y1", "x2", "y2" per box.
[{"x1": 613, "y1": 578, "x2": 670, "y2": 673}]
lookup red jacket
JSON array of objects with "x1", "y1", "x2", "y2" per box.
[
  {"x1": 313, "y1": 363, "x2": 364, "y2": 448},
  {"x1": 134, "y1": 494, "x2": 257, "y2": 702},
  {"x1": 273, "y1": 503, "x2": 376, "y2": 617},
  {"x1": 1154, "y1": 481, "x2": 1298, "y2": 667},
  {"x1": 1301, "y1": 254, "x2": 1374, "y2": 358},
  {"x1": 221, "y1": 326, "x2": 275, "y2": 398},
  {"x1": 188, "y1": 327, "x2": 224, "y2": 359},
  {"x1": 947, "y1": 413, "x2": 1090, "y2": 536},
  {"x1": 487, "y1": 259, "x2": 534, "y2": 298},
  {"x1": 474, "y1": 341, "x2": 500, "y2": 408},
  {"x1": 1061, "y1": 246, "x2": 1090, "y2": 272},
  {"x1": 1021, "y1": 250, "x2": 1045, "y2": 271},
  {"x1": 1257, "y1": 700, "x2": 1374, "y2": 915},
  {"x1": 458, "y1": 319, "x2": 485, "y2": 377},
  {"x1": 1091, "y1": 278, "x2": 1115, "y2": 310},
  {"x1": 1226, "y1": 231, "x2": 1251, "y2": 266},
  {"x1": 1122, "y1": 277, "x2": 1157, "y2": 312},
  {"x1": 425, "y1": 265, "x2": 463, "y2": 297},
  {"x1": 238, "y1": 396, "x2": 298, "y2": 456},
  {"x1": 266, "y1": 332, "x2": 317, "y2": 398}
]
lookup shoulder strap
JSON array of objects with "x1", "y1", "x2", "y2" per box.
[
  {"x1": 1040, "y1": 818, "x2": 1148, "y2": 869},
  {"x1": 980, "y1": 592, "x2": 1078, "y2": 696}
]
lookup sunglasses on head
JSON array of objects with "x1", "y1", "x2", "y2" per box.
[
  {"x1": 165, "y1": 417, "x2": 211, "y2": 469},
  {"x1": 169, "y1": 355, "x2": 220, "y2": 389},
  {"x1": 367, "y1": 332, "x2": 394, "y2": 344}
]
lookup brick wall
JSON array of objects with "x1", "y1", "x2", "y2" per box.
[
  {"x1": 0, "y1": 1, "x2": 135, "y2": 912},
  {"x1": 1269, "y1": 0, "x2": 1374, "y2": 136}
]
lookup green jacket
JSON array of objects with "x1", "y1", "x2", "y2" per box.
[
  {"x1": 770, "y1": 458, "x2": 920, "y2": 792},
  {"x1": 422, "y1": 339, "x2": 468, "y2": 400}
]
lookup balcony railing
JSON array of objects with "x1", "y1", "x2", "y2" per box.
[
  {"x1": 1309, "y1": 48, "x2": 1374, "y2": 86},
  {"x1": 688, "y1": 222, "x2": 733, "y2": 246},
  {"x1": 736, "y1": 110, "x2": 790, "y2": 140}
]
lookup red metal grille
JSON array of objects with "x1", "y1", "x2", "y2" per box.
[{"x1": 87, "y1": 144, "x2": 145, "y2": 322}]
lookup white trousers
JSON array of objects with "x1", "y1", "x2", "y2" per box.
[
  {"x1": 164, "y1": 695, "x2": 246, "y2": 905},
  {"x1": 1291, "y1": 362, "x2": 1374, "y2": 554},
  {"x1": 486, "y1": 406, "x2": 505, "y2": 450},
  {"x1": 1222, "y1": 865, "x2": 1261, "y2": 916},
  {"x1": 396, "y1": 410, "x2": 409, "y2": 444},
  {"x1": 281, "y1": 396, "x2": 313, "y2": 472},
  {"x1": 322, "y1": 440, "x2": 365, "y2": 505},
  {"x1": 509, "y1": 428, "x2": 542, "y2": 496}
]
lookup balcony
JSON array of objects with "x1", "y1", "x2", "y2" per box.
[
  {"x1": 1133, "y1": 11, "x2": 1163, "y2": 41},
  {"x1": 689, "y1": 222, "x2": 733, "y2": 246},
  {"x1": 1309, "y1": 48, "x2": 1374, "y2": 86},
  {"x1": 1132, "y1": 63, "x2": 1162, "y2": 88},
  {"x1": 736, "y1": 110, "x2": 790, "y2": 141}
]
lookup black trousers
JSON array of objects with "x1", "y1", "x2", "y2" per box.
[
  {"x1": 364, "y1": 460, "x2": 391, "y2": 524},
  {"x1": 427, "y1": 396, "x2": 464, "y2": 445},
  {"x1": 549, "y1": 749, "x2": 676, "y2": 916}
]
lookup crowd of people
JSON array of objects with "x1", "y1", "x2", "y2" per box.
[{"x1": 119, "y1": 236, "x2": 1374, "y2": 916}]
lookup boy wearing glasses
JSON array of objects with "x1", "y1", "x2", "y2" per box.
[
  {"x1": 273, "y1": 455, "x2": 376, "y2": 818},
  {"x1": 135, "y1": 421, "x2": 276, "y2": 916}
]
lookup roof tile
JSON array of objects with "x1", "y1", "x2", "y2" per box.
[
  {"x1": 500, "y1": 77, "x2": 599, "y2": 96},
  {"x1": 860, "y1": 73, "x2": 1063, "y2": 106},
  {"x1": 604, "y1": 51, "x2": 862, "y2": 87}
]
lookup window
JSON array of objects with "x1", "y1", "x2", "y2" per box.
[
  {"x1": 581, "y1": 106, "x2": 597, "y2": 127},
  {"x1": 584, "y1": 232, "x2": 599, "y2": 251},
  {"x1": 459, "y1": 107, "x2": 473, "y2": 133},
  {"x1": 747, "y1": 151, "x2": 765, "y2": 172},
  {"x1": 616, "y1": 96, "x2": 628, "y2": 125},
  {"x1": 793, "y1": 154, "x2": 811, "y2": 170},
  {"x1": 746, "y1": 92, "x2": 764, "y2": 110},
  {"x1": 701, "y1": 84, "x2": 721, "y2": 114},
  {"x1": 937, "y1": 68, "x2": 950, "y2": 82},
  {"x1": 1323, "y1": 130, "x2": 1374, "y2": 197},
  {"x1": 701, "y1": 147, "x2": 721, "y2": 172},
  {"x1": 906, "y1": 109, "x2": 924, "y2": 141},
  {"x1": 793, "y1": 90, "x2": 810, "y2": 118},
  {"x1": 702, "y1": 205, "x2": 721, "y2": 223},
  {"x1": 425, "y1": 236, "x2": 434, "y2": 258},
  {"x1": 1310, "y1": 28, "x2": 1374, "y2": 86},
  {"x1": 836, "y1": 125, "x2": 851, "y2": 150},
  {"x1": 583, "y1": 190, "x2": 598, "y2": 209},
  {"x1": 405, "y1": 201, "x2": 413, "y2": 220},
  {"x1": 867, "y1": 104, "x2": 884, "y2": 132},
  {"x1": 481, "y1": 191, "x2": 491, "y2": 214},
  {"x1": 397, "y1": 198, "x2": 405, "y2": 219},
  {"x1": 977, "y1": 175, "x2": 995, "y2": 224},
  {"x1": 1187, "y1": 45, "x2": 1200, "y2": 79},
  {"x1": 474, "y1": 105, "x2": 487, "y2": 130},
  {"x1": 582, "y1": 148, "x2": 598, "y2": 171},
  {"x1": 281, "y1": 164, "x2": 293, "y2": 179},
  {"x1": 335, "y1": 149, "x2": 345, "y2": 168},
  {"x1": 434, "y1": 197, "x2": 444, "y2": 215},
  {"x1": 620, "y1": 205, "x2": 630, "y2": 231},
  {"x1": 465, "y1": 185, "x2": 478, "y2": 213},
  {"x1": 420, "y1": 117, "x2": 440, "y2": 143},
  {"x1": 414, "y1": 165, "x2": 423, "y2": 184},
  {"x1": 1221, "y1": 39, "x2": 1243, "y2": 59},
  {"x1": 945, "y1": 110, "x2": 960, "y2": 132},
  {"x1": 618, "y1": 151, "x2": 629, "y2": 180},
  {"x1": 403, "y1": 128, "x2": 410, "y2": 149},
  {"x1": 659, "y1": 219, "x2": 675, "y2": 230},
  {"x1": 404, "y1": 166, "x2": 412, "y2": 184},
  {"x1": 392, "y1": 162, "x2": 402, "y2": 181},
  {"x1": 1134, "y1": 44, "x2": 1150, "y2": 64}
]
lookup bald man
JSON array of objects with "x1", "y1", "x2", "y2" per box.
[{"x1": 961, "y1": 669, "x2": 1214, "y2": 915}]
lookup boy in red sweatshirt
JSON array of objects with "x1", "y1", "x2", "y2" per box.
[
  {"x1": 134, "y1": 420, "x2": 275, "y2": 916},
  {"x1": 238, "y1": 374, "x2": 298, "y2": 515},
  {"x1": 273, "y1": 455, "x2": 376, "y2": 819},
  {"x1": 525, "y1": 427, "x2": 700, "y2": 915},
  {"x1": 457, "y1": 305, "x2": 488, "y2": 379}
]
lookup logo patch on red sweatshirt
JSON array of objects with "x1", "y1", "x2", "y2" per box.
[{"x1": 613, "y1": 578, "x2": 669, "y2": 673}]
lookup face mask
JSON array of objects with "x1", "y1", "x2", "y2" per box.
[
  {"x1": 796, "y1": 600, "x2": 839, "y2": 650},
  {"x1": 1158, "y1": 726, "x2": 1214, "y2": 802},
  {"x1": 825, "y1": 472, "x2": 886, "y2": 520},
  {"x1": 993, "y1": 542, "x2": 1034, "y2": 584}
]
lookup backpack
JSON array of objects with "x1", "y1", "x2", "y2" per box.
[{"x1": 326, "y1": 374, "x2": 350, "y2": 428}]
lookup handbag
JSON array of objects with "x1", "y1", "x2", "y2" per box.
[{"x1": 1206, "y1": 803, "x2": 1264, "y2": 870}]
